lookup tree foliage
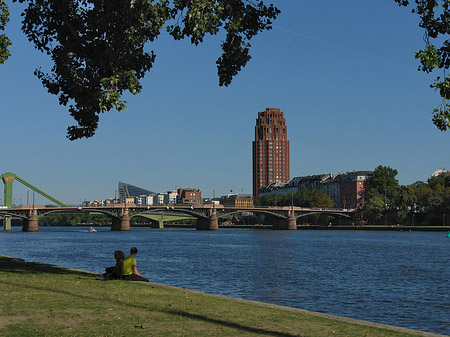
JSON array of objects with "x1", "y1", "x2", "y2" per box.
[
  {"x1": 393, "y1": 185, "x2": 416, "y2": 223},
  {"x1": 38, "y1": 212, "x2": 111, "y2": 226},
  {"x1": 6, "y1": 0, "x2": 279, "y2": 140},
  {"x1": 410, "y1": 178, "x2": 447, "y2": 214},
  {"x1": 367, "y1": 165, "x2": 399, "y2": 206},
  {"x1": 363, "y1": 164, "x2": 450, "y2": 225},
  {"x1": 364, "y1": 194, "x2": 385, "y2": 224},
  {"x1": 428, "y1": 172, "x2": 450, "y2": 188},
  {"x1": 396, "y1": 0, "x2": 450, "y2": 131},
  {"x1": 0, "y1": 0, "x2": 11, "y2": 64},
  {"x1": 258, "y1": 189, "x2": 334, "y2": 208},
  {"x1": 364, "y1": 165, "x2": 415, "y2": 224}
]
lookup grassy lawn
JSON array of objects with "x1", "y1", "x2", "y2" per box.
[{"x1": 0, "y1": 255, "x2": 432, "y2": 337}]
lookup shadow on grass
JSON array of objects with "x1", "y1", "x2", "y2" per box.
[
  {"x1": 0, "y1": 256, "x2": 300, "y2": 337},
  {"x1": 0, "y1": 256, "x2": 97, "y2": 276}
]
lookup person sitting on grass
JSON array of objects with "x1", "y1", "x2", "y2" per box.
[
  {"x1": 104, "y1": 250, "x2": 125, "y2": 280},
  {"x1": 122, "y1": 247, "x2": 149, "y2": 282}
]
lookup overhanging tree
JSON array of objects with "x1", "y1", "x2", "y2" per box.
[
  {"x1": 396, "y1": 0, "x2": 450, "y2": 131},
  {"x1": 0, "y1": 0, "x2": 11, "y2": 64},
  {"x1": 3, "y1": 0, "x2": 279, "y2": 140}
]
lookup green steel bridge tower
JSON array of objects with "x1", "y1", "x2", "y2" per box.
[{"x1": 1, "y1": 172, "x2": 66, "y2": 230}]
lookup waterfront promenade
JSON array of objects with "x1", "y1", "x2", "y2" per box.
[{"x1": 0, "y1": 255, "x2": 444, "y2": 337}]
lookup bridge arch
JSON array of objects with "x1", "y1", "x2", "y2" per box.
[
  {"x1": 295, "y1": 212, "x2": 351, "y2": 219},
  {"x1": 1, "y1": 205, "x2": 356, "y2": 231}
]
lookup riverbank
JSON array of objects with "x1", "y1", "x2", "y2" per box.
[
  {"x1": 9, "y1": 223, "x2": 450, "y2": 231},
  {"x1": 297, "y1": 225, "x2": 450, "y2": 231},
  {"x1": 151, "y1": 223, "x2": 450, "y2": 231},
  {"x1": 170, "y1": 224, "x2": 450, "y2": 231},
  {"x1": 0, "y1": 255, "x2": 444, "y2": 337}
]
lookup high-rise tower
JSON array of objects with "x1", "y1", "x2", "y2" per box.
[{"x1": 252, "y1": 108, "x2": 290, "y2": 200}]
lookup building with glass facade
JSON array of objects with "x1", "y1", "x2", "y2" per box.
[{"x1": 118, "y1": 182, "x2": 154, "y2": 198}]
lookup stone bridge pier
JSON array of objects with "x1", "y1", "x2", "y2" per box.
[
  {"x1": 196, "y1": 208, "x2": 218, "y2": 230},
  {"x1": 272, "y1": 211, "x2": 297, "y2": 230},
  {"x1": 22, "y1": 210, "x2": 39, "y2": 232},
  {"x1": 111, "y1": 210, "x2": 130, "y2": 231}
]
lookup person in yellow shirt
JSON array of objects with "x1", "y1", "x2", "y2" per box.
[{"x1": 122, "y1": 247, "x2": 149, "y2": 282}]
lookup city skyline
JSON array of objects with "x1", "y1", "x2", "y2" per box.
[{"x1": 1, "y1": 1, "x2": 449, "y2": 205}]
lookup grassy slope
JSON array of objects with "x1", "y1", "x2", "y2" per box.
[{"x1": 0, "y1": 256, "x2": 432, "y2": 337}]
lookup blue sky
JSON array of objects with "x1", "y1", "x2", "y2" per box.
[{"x1": 1, "y1": 0, "x2": 449, "y2": 205}]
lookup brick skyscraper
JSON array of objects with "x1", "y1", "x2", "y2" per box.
[{"x1": 252, "y1": 108, "x2": 290, "y2": 200}]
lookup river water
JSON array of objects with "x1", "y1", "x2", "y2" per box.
[{"x1": 1, "y1": 227, "x2": 449, "y2": 335}]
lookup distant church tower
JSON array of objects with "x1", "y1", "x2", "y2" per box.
[{"x1": 252, "y1": 108, "x2": 290, "y2": 201}]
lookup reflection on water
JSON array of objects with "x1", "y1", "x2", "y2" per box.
[{"x1": 1, "y1": 227, "x2": 449, "y2": 335}]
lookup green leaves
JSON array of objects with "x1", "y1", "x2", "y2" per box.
[
  {"x1": 396, "y1": 0, "x2": 450, "y2": 131},
  {"x1": 15, "y1": 0, "x2": 171, "y2": 140},
  {"x1": 415, "y1": 45, "x2": 440, "y2": 72},
  {"x1": 364, "y1": 195, "x2": 385, "y2": 224},
  {"x1": 364, "y1": 165, "x2": 400, "y2": 223},
  {"x1": 5, "y1": 0, "x2": 279, "y2": 140},
  {"x1": 167, "y1": 0, "x2": 280, "y2": 86},
  {"x1": 369, "y1": 165, "x2": 399, "y2": 196},
  {"x1": 0, "y1": 0, "x2": 11, "y2": 65}
]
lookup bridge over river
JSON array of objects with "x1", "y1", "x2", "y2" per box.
[{"x1": 0, "y1": 204, "x2": 356, "y2": 231}]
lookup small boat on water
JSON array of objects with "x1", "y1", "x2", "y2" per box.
[{"x1": 88, "y1": 226, "x2": 97, "y2": 232}]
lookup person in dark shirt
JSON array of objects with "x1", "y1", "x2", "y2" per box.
[{"x1": 104, "y1": 250, "x2": 125, "y2": 280}]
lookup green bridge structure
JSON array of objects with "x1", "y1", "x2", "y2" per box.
[
  {"x1": 1, "y1": 172, "x2": 356, "y2": 231},
  {"x1": 1, "y1": 172, "x2": 67, "y2": 230}
]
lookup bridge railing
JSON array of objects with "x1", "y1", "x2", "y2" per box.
[{"x1": 0, "y1": 204, "x2": 356, "y2": 214}]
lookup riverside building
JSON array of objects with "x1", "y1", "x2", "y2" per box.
[
  {"x1": 252, "y1": 108, "x2": 290, "y2": 201},
  {"x1": 220, "y1": 193, "x2": 254, "y2": 207},
  {"x1": 258, "y1": 171, "x2": 372, "y2": 209},
  {"x1": 83, "y1": 183, "x2": 203, "y2": 207}
]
